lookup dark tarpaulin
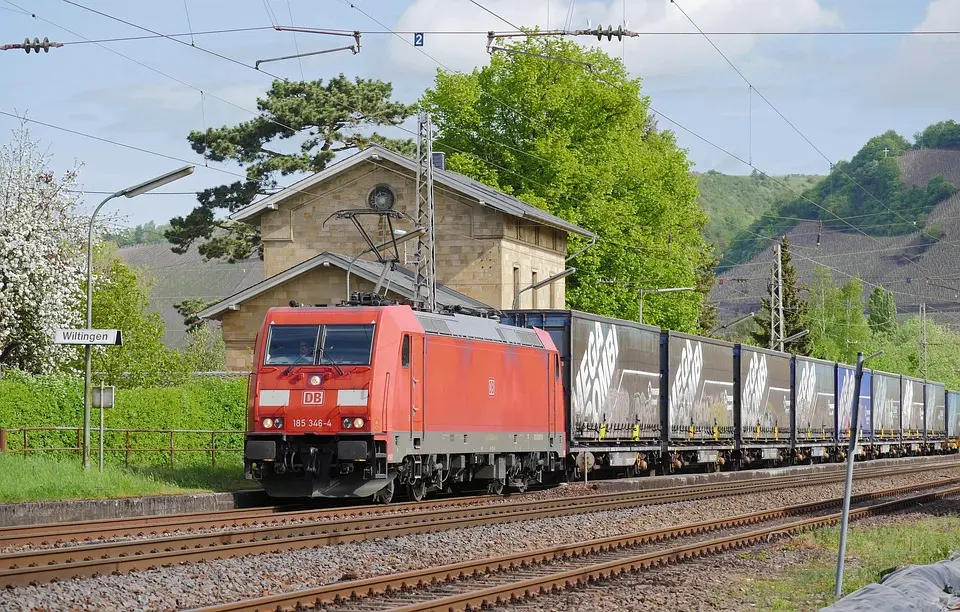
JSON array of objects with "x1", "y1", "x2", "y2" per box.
[{"x1": 822, "y1": 552, "x2": 960, "y2": 611}]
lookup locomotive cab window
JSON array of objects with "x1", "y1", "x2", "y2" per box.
[
  {"x1": 320, "y1": 324, "x2": 375, "y2": 365},
  {"x1": 401, "y1": 335, "x2": 411, "y2": 368},
  {"x1": 264, "y1": 325, "x2": 319, "y2": 365}
]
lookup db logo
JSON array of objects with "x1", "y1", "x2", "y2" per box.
[{"x1": 302, "y1": 391, "x2": 324, "y2": 405}]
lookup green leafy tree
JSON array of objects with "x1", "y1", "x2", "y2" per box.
[
  {"x1": 167, "y1": 75, "x2": 416, "y2": 262},
  {"x1": 420, "y1": 36, "x2": 711, "y2": 330},
  {"x1": 750, "y1": 236, "x2": 812, "y2": 354},
  {"x1": 806, "y1": 266, "x2": 871, "y2": 363},
  {"x1": 868, "y1": 285, "x2": 897, "y2": 335},
  {"x1": 83, "y1": 248, "x2": 188, "y2": 387},
  {"x1": 104, "y1": 221, "x2": 171, "y2": 247},
  {"x1": 914, "y1": 120, "x2": 960, "y2": 150},
  {"x1": 181, "y1": 325, "x2": 226, "y2": 372}
]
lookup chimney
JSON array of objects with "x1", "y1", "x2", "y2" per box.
[{"x1": 431, "y1": 152, "x2": 445, "y2": 171}]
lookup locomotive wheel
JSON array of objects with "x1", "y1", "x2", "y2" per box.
[
  {"x1": 407, "y1": 479, "x2": 426, "y2": 502},
  {"x1": 488, "y1": 479, "x2": 505, "y2": 496},
  {"x1": 513, "y1": 478, "x2": 528, "y2": 493},
  {"x1": 372, "y1": 481, "x2": 395, "y2": 505}
]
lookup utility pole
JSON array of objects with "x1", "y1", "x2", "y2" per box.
[
  {"x1": 921, "y1": 303, "x2": 928, "y2": 378},
  {"x1": 777, "y1": 241, "x2": 785, "y2": 351},
  {"x1": 771, "y1": 241, "x2": 785, "y2": 350},
  {"x1": 414, "y1": 111, "x2": 437, "y2": 312},
  {"x1": 769, "y1": 248, "x2": 776, "y2": 350}
]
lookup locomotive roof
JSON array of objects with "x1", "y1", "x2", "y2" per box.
[{"x1": 415, "y1": 311, "x2": 546, "y2": 349}]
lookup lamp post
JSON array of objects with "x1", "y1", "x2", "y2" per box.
[
  {"x1": 513, "y1": 267, "x2": 576, "y2": 310},
  {"x1": 82, "y1": 165, "x2": 195, "y2": 469},
  {"x1": 638, "y1": 287, "x2": 695, "y2": 324}
]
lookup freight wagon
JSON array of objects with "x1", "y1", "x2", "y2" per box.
[{"x1": 498, "y1": 310, "x2": 663, "y2": 476}]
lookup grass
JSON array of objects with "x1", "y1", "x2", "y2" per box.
[
  {"x1": 0, "y1": 453, "x2": 256, "y2": 503},
  {"x1": 732, "y1": 514, "x2": 960, "y2": 611}
]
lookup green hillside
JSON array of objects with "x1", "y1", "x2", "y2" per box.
[
  {"x1": 697, "y1": 171, "x2": 822, "y2": 253},
  {"x1": 721, "y1": 126, "x2": 959, "y2": 270}
]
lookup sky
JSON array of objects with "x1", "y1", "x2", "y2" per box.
[{"x1": 1, "y1": 0, "x2": 958, "y2": 228}]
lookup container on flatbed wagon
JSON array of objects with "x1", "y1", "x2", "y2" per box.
[
  {"x1": 901, "y1": 376, "x2": 926, "y2": 441},
  {"x1": 925, "y1": 382, "x2": 946, "y2": 441},
  {"x1": 660, "y1": 331, "x2": 735, "y2": 444},
  {"x1": 792, "y1": 356, "x2": 836, "y2": 444},
  {"x1": 872, "y1": 370, "x2": 902, "y2": 441},
  {"x1": 948, "y1": 391, "x2": 960, "y2": 445},
  {"x1": 499, "y1": 310, "x2": 662, "y2": 453},
  {"x1": 835, "y1": 365, "x2": 872, "y2": 442},
  {"x1": 734, "y1": 344, "x2": 791, "y2": 444}
]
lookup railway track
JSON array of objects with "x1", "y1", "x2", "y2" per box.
[
  {"x1": 0, "y1": 461, "x2": 957, "y2": 589},
  {"x1": 2, "y1": 457, "x2": 954, "y2": 551},
  {"x1": 193, "y1": 480, "x2": 960, "y2": 612}
]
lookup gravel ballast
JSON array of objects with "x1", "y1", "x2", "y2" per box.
[{"x1": 6, "y1": 468, "x2": 960, "y2": 611}]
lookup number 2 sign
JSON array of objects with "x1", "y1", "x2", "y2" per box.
[{"x1": 414, "y1": 32, "x2": 424, "y2": 47}]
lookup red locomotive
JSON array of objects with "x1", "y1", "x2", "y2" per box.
[{"x1": 243, "y1": 304, "x2": 566, "y2": 502}]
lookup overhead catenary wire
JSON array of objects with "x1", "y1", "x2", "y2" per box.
[
  {"x1": 60, "y1": 0, "x2": 288, "y2": 81},
  {"x1": 670, "y1": 0, "x2": 952, "y2": 261},
  {"x1": 40, "y1": 28, "x2": 960, "y2": 47}
]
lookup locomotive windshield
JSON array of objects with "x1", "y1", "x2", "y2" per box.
[{"x1": 264, "y1": 324, "x2": 374, "y2": 366}]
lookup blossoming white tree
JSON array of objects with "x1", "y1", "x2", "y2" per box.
[{"x1": 0, "y1": 124, "x2": 87, "y2": 372}]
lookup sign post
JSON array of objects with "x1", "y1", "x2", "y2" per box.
[
  {"x1": 92, "y1": 381, "x2": 114, "y2": 471},
  {"x1": 53, "y1": 329, "x2": 122, "y2": 468}
]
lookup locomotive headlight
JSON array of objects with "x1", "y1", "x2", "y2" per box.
[
  {"x1": 308, "y1": 375, "x2": 322, "y2": 386},
  {"x1": 342, "y1": 417, "x2": 352, "y2": 428},
  {"x1": 352, "y1": 417, "x2": 365, "y2": 428},
  {"x1": 262, "y1": 417, "x2": 274, "y2": 429},
  {"x1": 274, "y1": 417, "x2": 283, "y2": 429}
]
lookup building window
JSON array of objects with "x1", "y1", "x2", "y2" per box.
[
  {"x1": 531, "y1": 271, "x2": 539, "y2": 308},
  {"x1": 513, "y1": 266, "x2": 520, "y2": 303},
  {"x1": 535, "y1": 227, "x2": 541, "y2": 246}
]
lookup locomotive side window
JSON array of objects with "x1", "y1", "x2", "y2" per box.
[
  {"x1": 264, "y1": 325, "x2": 319, "y2": 365},
  {"x1": 401, "y1": 335, "x2": 411, "y2": 367},
  {"x1": 555, "y1": 353, "x2": 560, "y2": 379},
  {"x1": 320, "y1": 324, "x2": 375, "y2": 365}
]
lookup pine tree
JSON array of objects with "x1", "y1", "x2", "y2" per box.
[{"x1": 750, "y1": 236, "x2": 812, "y2": 354}]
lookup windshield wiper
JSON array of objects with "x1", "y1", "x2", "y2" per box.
[
  {"x1": 316, "y1": 344, "x2": 345, "y2": 376},
  {"x1": 282, "y1": 353, "x2": 313, "y2": 377}
]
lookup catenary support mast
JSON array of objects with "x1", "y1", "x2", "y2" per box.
[{"x1": 414, "y1": 111, "x2": 437, "y2": 312}]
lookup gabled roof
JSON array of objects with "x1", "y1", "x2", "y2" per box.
[
  {"x1": 230, "y1": 144, "x2": 594, "y2": 238},
  {"x1": 196, "y1": 250, "x2": 490, "y2": 320}
]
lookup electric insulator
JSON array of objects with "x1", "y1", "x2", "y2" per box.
[{"x1": 22, "y1": 37, "x2": 52, "y2": 53}]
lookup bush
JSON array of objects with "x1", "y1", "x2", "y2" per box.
[{"x1": 0, "y1": 372, "x2": 247, "y2": 467}]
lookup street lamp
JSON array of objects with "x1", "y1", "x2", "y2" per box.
[
  {"x1": 514, "y1": 268, "x2": 576, "y2": 310},
  {"x1": 82, "y1": 165, "x2": 195, "y2": 469},
  {"x1": 638, "y1": 287, "x2": 695, "y2": 324}
]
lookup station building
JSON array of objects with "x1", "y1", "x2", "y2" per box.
[{"x1": 197, "y1": 144, "x2": 594, "y2": 371}]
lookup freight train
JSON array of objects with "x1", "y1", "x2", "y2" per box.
[{"x1": 242, "y1": 303, "x2": 960, "y2": 501}]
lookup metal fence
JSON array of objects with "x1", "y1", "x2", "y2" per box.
[{"x1": 0, "y1": 426, "x2": 245, "y2": 468}]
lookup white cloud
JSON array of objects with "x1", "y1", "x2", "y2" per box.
[
  {"x1": 887, "y1": 0, "x2": 960, "y2": 103},
  {"x1": 387, "y1": 0, "x2": 841, "y2": 78}
]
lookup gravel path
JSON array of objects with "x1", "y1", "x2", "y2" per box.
[{"x1": 6, "y1": 468, "x2": 960, "y2": 612}]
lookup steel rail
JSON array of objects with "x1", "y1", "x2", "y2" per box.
[
  {"x1": 0, "y1": 462, "x2": 934, "y2": 559},
  {"x1": 192, "y1": 481, "x2": 960, "y2": 612},
  {"x1": 3, "y1": 456, "x2": 953, "y2": 550},
  {"x1": 1, "y1": 469, "x2": 958, "y2": 589}
]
